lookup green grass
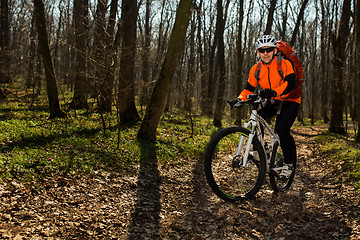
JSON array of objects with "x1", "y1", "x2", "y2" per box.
[
  {"x1": 0, "y1": 96, "x2": 218, "y2": 186},
  {"x1": 315, "y1": 132, "x2": 360, "y2": 189},
  {"x1": 2, "y1": 84, "x2": 359, "y2": 193}
]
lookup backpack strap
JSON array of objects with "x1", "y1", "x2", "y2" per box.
[
  {"x1": 254, "y1": 62, "x2": 261, "y2": 81},
  {"x1": 254, "y1": 55, "x2": 284, "y2": 87},
  {"x1": 276, "y1": 53, "x2": 284, "y2": 81}
]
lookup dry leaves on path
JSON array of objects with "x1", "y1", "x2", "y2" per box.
[{"x1": 0, "y1": 126, "x2": 359, "y2": 239}]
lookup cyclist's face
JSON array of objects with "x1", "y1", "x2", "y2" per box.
[{"x1": 257, "y1": 47, "x2": 277, "y2": 65}]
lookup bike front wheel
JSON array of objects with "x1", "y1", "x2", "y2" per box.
[
  {"x1": 269, "y1": 142, "x2": 296, "y2": 192},
  {"x1": 204, "y1": 126, "x2": 267, "y2": 202}
]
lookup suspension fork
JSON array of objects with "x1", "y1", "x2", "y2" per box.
[{"x1": 236, "y1": 112, "x2": 257, "y2": 167}]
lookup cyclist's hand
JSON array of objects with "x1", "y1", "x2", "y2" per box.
[
  {"x1": 228, "y1": 98, "x2": 241, "y2": 109},
  {"x1": 259, "y1": 89, "x2": 277, "y2": 99}
]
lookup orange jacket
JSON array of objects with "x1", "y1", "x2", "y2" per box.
[{"x1": 239, "y1": 56, "x2": 301, "y2": 104}]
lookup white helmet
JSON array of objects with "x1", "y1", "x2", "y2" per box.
[{"x1": 255, "y1": 35, "x2": 277, "y2": 49}]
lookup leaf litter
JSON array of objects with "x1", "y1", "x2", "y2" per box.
[{"x1": 0, "y1": 126, "x2": 359, "y2": 239}]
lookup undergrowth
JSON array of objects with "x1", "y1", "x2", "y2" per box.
[
  {"x1": 0, "y1": 95, "x2": 219, "y2": 186},
  {"x1": 1, "y1": 86, "x2": 359, "y2": 191},
  {"x1": 315, "y1": 132, "x2": 360, "y2": 190}
]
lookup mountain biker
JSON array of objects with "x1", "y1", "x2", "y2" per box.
[{"x1": 231, "y1": 35, "x2": 300, "y2": 178}]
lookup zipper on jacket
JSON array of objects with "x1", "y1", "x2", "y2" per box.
[{"x1": 267, "y1": 67, "x2": 272, "y2": 89}]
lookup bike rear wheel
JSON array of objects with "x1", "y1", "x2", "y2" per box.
[
  {"x1": 204, "y1": 126, "x2": 266, "y2": 202},
  {"x1": 269, "y1": 142, "x2": 296, "y2": 191}
]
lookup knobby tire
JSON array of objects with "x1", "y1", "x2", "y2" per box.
[{"x1": 204, "y1": 126, "x2": 267, "y2": 202}]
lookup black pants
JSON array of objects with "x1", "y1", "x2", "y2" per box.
[{"x1": 258, "y1": 100, "x2": 300, "y2": 164}]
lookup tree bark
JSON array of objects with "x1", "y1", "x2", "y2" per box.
[
  {"x1": 196, "y1": 0, "x2": 208, "y2": 114},
  {"x1": 264, "y1": 0, "x2": 277, "y2": 35},
  {"x1": 0, "y1": 0, "x2": 10, "y2": 84},
  {"x1": 329, "y1": 0, "x2": 351, "y2": 134},
  {"x1": 205, "y1": 23, "x2": 218, "y2": 117},
  {"x1": 320, "y1": 0, "x2": 329, "y2": 123},
  {"x1": 71, "y1": 0, "x2": 88, "y2": 109},
  {"x1": 118, "y1": 0, "x2": 140, "y2": 126},
  {"x1": 33, "y1": 0, "x2": 67, "y2": 118},
  {"x1": 140, "y1": 0, "x2": 152, "y2": 109},
  {"x1": 356, "y1": 0, "x2": 360, "y2": 142},
  {"x1": 280, "y1": 0, "x2": 289, "y2": 40},
  {"x1": 0, "y1": 0, "x2": 8, "y2": 100},
  {"x1": 213, "y1": 0, "x2": 227, "y2": 127},
  {"x1": 92, "y1": 0, "x2": 107, "y2": 99},
  {"x1": 137, "y1": 0, "x2": 193, "y2": 142},
  {"x1": 98, "y1": 0, "x2": 118, "y2": 113},
  {"x1": 234, "y1": 0, "x2": 244, "y2": 126},
  {"x1": 290, "y1": 0, "x2": 309, "y2": 46},
  {"x1": 185, "y1": 13, "x2": 196, "y2": 113}
]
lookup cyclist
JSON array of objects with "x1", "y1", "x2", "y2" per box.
[{"x1": 231, "y1": 35, "x2": 300, "y2": 178}]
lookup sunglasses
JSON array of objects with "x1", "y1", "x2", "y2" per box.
[{"x1": 258, "y1": 47, "x2": 276, "y2": 53}]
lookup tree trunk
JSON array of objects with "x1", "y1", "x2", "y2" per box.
[
  {"x1": 329, "y1": 0, "x2": 351, "y2": 134},
  {"x1": 0, "y1": 0, "x2": 10, "y2": 84},
  {"x1": 280, "y1": 0, "x2": 289, "y2": 40},
  {"x1": 185, "y1": 13, "x2": 196, "y2": 114},
  {"x1": 213, "y1": 0, "x2": 227, "y2": 127},
  {"x1": 320, "y1": 0, "x2": 329, "y2": 123},
  {"x1": 33, "y1": 0, "x2": 67, "y2": 118},
  {"x1": 71, "y1": 0, "x2": 88, "y2": 109},
  {"x1": 289, "y1": 0, "x2": 309, "y2": 46},
  {"x1": 92, "y1": 0, "x2": 117, "y2": 113},
  {"x1": 234, "y1": 0, "x2": 244, "y2": 126},
  {"x1": 137, "y1": 0, "x2": 193, "y2": 142},
  {"x1": 118, "y1": 0, "x2": 140, "y2": 126},
  {"x1": 140, "y1": 0, "x2": 152, "y2": 109},
  {"x1": 197, "y1": 0, "x2": 207, "y2": 113},
  {"x1": 93, "y1": 0, "x2": 107, "y2": 99},
  {"x1": 98, "y1": 0, "x2": 118, "y2": 113},
  {"x1": 264, "y1": 0, "x2": 277, "y2": 35},
  {"x1": 0, "y1": 0, "x2": 9, "y2": 100},
  {"x1": 26, "y1": 13, "x2": 36, "y2": 92},
  {"x1": 310, "y1": 14, "x2": 317, "y2": 125},
  {"x1": 205, "y1": 31, "x2": 218, "y2": 117},
  {"x1": 356, "y1": 0, "x2": 360, "y2": 142}
]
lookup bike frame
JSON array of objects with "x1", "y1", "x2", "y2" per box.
[{"x1": 236, "y1": 108, "x2": 280, "y2": 170}]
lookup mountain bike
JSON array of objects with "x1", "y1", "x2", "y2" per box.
[{"x1": 204, "y1": 94, "x2": 296, "y2": 202}]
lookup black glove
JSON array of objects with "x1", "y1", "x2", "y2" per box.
[
  {"x1": 228, "y1": 98, "x2": 241, "y2": 109},
  {"x1": 259, "y1": 89, "x2": 277, "y2": 99}
]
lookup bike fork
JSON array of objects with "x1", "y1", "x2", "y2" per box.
[{"x1": 236, "y1": 128, "x2": 256, "y2": 168}]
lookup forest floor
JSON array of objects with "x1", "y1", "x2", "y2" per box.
[{"x1": 0, "y1": 125, "x2": 359, "y2": 239}]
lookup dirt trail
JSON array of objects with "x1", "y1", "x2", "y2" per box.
[{"x1": 0, "y1": 126, "x2": 359, "y2": 239}]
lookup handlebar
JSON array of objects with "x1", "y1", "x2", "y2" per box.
[{"x1": 228, "y1": 94, "x2": 264, "y2": 109}]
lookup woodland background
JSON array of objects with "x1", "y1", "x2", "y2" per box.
[
  {"x1": 1, "y1": 1, "x2": 360, "y2": 238},
  {"x1": 0, "y1": 0, "x2": 360, "y2": 141}
]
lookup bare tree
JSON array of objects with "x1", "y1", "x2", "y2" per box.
[
  {"x1": 33, "y1": 0, "x2": 67, "y2": 118},
  {"x1": 137, "y1": 0, "x2": 193, "y2": 142},
  {"x1": 0, "y1": 0, "x2": 9, "y2": 100},
  {"x1": 329, "y1": 0, "x2": 351, "y2": 134},
  {"x1": 196, "y1": 0, "x2": 207, "y2": 112},
  {"x1": 264, "y1": 0, "x2": 277, "y2": 34},
  {"x1": 0, "y1": 0, "x2": 9, "y2": 84},
  {"x1": 92, "y1": 0, "x2": 107, "y2": 99},
  {"x1": 139, "y1": 0, "x2": 152, "y2": 109},
  {"x1": 118, "y1": 0, "x2": 140, "y2": 126},
  {"x1": 356, "y1": 0, "x2": 360, "y2": 142},
  {"x1": 213, "y1": 0, "x2": 227, "y2": 127},
  {"x1": 92, "y1": 0, "x2": 118, "y2": 113},
  {"x1": 71, "y1": 0, "x2": 88, "y2": 109},
  {"x1": 320, "y1": 0, "x2": 329, "y2": 123},
  {"x1": 98, "y1": 0, "x2": 118, "y2": 113},
  {"x1": 289, "y1": 0, "x2": 309, "y2": 46},
  {"x1": 234, "y1": 0, "x2": 244, "y2": 126}
]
